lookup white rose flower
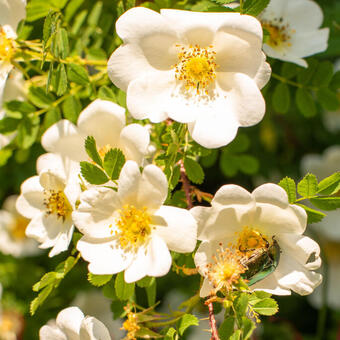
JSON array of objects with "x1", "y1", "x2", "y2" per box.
[
  {"x1": 259, "y1": 0, "x2": 329, "y2": 67},
  {"x1": 0, "y1": 69, "x2": 26, "y2": 148},
  {"x1": 0, "y1": 195, "x2": 40, "y2": 257},
  {"x1": 42, "y1": 99, "x2": 150, "y2": 167},
  {"x1": 39, "y1": 306, "x2": 111, "y2": 340},
  {"x1": 16, "y1": 153, "x2": 81, "y2": 257},
  {"x1": 193, "y1": 183, "x2": 322, "y2": 297},
  {"x1": 73, "y1": 160, "x2": 197, "y2": 282},
  {"x1": 108, "y1": 7, "x2": 271, "y2": 148},
  {"x1": 0, "y1": 0, "x2": 26, "y2": 102},
  {"x1": 301, "y1": 145, "x2": 340, "y2": 241}
]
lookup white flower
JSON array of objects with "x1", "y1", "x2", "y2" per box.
[
  {"x1": 108, "y1": 7, "x2": 270, "y2": 148},
  {"x1": 73, "y1": 160, "x2": 197, "y2": 282},
  {"x1": 259, "y1": 0, "x2": 329, "y2": 67},
  {"x1": 0, "y1": 69, "x2": 26, "y2": 148},
  {"x1": 0, "y1": 0, "x2": 26, "y2": 102},
  {"x1": 193, "y1": 183, "x2": 322, "y2": 297},
  {"x1": 42, "y1": 99, "x2": 150, "y2": 167},
  {"x1": 0, "y1": 195, "x2": 40, "y2": 257},
  {"x1": 39, "y1": 306, "x2": 111, "y2": 340},
  {"x1": 16, "y1": 153, "x2": 81, "y2": 257},
  {"x1": 323, "y1": 59, "x2": 340, "y2": 133},
  {"x1": 301, "y1": 145, "x2": 340, "y2": 241}
]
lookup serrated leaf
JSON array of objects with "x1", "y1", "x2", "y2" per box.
[
  {"x1": 317, "y1": 172, "x2": 340, "y2": 195},
  {"x1": 53, "y1": 63, "x2": 68, "y2": 96},
  {"x1": 272, "y1": 82, "x2": 290, "y2": 114},
  {"x1": 297, "y1": 173, "x2": 318, "y2": 198},
  {"x1": 164, "y1": 328, "x2": 176, "y2": 340},
  {"x1": 252, "y1": 298, "x2": 278, "y2": 316},
  {"x1": 243, "y1": 0, "x2": 270, "y2": 15},
  {"x1": 62, "y1": 96, "x2": 81, "y2": 123},
  {"x1": 296, "y1": 204, "x2": 326, "y2": 224},
  {"x1": 16, "y1": 116, "x2": 40, "y2": 149},
  {"x1": 98, "y1": 86, "x2": 117, "y2": 102},
  {"x1": 52, "y1": 28, "x2": 69, "y2": 59},
  {"x1": 184, "y1": 157, "x2": 204, "y2": 184},
  {"x1": 28, "y1": 87, "x2": 55, "y2": 109},
  {"x1": 84, "y1": 136, "x2": 102, "y2": 167},
  {"x1": 278, "y1": 177, "x2": 296, "y2": 203},
  {"x1": 234, "y1": 293, "x2": 249, "y2": 319},
  {"x1": 219, "y1": 316, "x2": 235, "y2": 340},
  {"x1": 310, "y1": 197, "x2": 340, "y2": 211},
  {"x1": 295, "y1": 88, "x2": 316, "y2": 117},
  {"x1": 135, "y1": 327, "x2": 162, "y2": 339},
  {"x1": 30, "y1": 285, "x2": 53, "y2": 315},
  {"x1": 80, "y1": 161, "x2": 109, "y2": 184},
  {"x1": 115, "y1": 272, "x2": 135, "y2": 300},
  {"x1": 103, "y1": 148, "x2": 126, "y2": 180},
  {"x1": 178, "y1": 314, "x2": 199, "y2": 335},
  {"x1": 88, "y1": 273, "x2": 113, "y2": 287},
  {"x1": 67, "y1": 63, "x2": 90, "y2": 85}
]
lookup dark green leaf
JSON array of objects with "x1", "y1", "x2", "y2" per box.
[
  {"x1": 297, "y1": 59, "x2": 318, "y2": 84},
  {"x1": 43, "y1": 108, "x2": 61, "y2": 130},
  {"x1": 16, "y1": 116, "x2": 40, "y2": 149},
  {"x1": 98, "y1": 86, "x2": 117, "y2": 102},
  {"x1": 4, "y1": 101, "x2": 35, "y2": 115},
  {"x1": 312, "y1": 61, "x2": 333, "y2": 87},
  {"x1": 84, "y1": 136, "x2": 103, "y2": 167},
  {"x1": 297, "y1": 173, "x2": 318, "y2": 198},
  {"x1": 52, "y1": 28, "x2": 69, "y2": 59},
  {"x1": 295, "y1": 88, "x2": 316, "y2": 117},
  {"x1": 62, "y1": 96, "x2": 81, "y2": 123},
  {"x1": 330, "y1": 70, "x2": 340, "y2": 91},
  {"x1": 317, "y1": 88, "x2": 340, "y2": 111},
  {"x1": 146, "y1": 279, "x2": 156, "y2": 306},
  {"x1": 0, "y1": 117, "x2": 20, "y2": 133},
  {"x1": 238, "y1": 155, "x2": 259, "y2": 175},
  {"x1": 234, "y1": 293, "x2": 249, "y2": 319},
  {"x1": 136, "y1": 276, "x2": 155, "y2": 288},
  {"x1": 278, "y1": 177, "x2": 296, "y2": 203},
  {"x1": 28, "y1": 87, "x2": 55, "y2": 109},
  {"x1": 65, "y1": 0, "x2": 85, "y2": 22},
  {"x1": 243, "y1": 0, "x2": 270, "y2": 16},
  {"x1": 219, "y1": 316, "x2": 235, "y2": 340},
  {"x1": 115, "y1": 272, "x2": 135, "y2": 300},
  {"x1": 272, "y1": 83, "x2": 290, "y2": 114},
  {"x1": 53, "y1": 64, "x2": 68, "y2": 96},
  {"x1": 103, "y1": 148, "x2": 126, "y2": 180},
  {"x1": 67, "y1": 64, "x2": 90, "y2": 85},
  {"x1": 80, "y1": 161, "x2": 109, "y2": 184},
  {"x1": 184, "y1": 157, "x2": 204, "y2": 184},
  {"x1": 281, "y1": 62, "x2": 298, "y2": 79}
]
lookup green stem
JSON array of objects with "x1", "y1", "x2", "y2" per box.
[
  {"x1": 271, "y1": 72, "x2": 318, "y2": 91},
  {"x1": 239, "y1": 0, "x2": 244, "y2": 13}
]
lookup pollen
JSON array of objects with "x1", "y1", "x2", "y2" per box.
[
  {"x1": 173, "y1": 44, "x2": 217, "y2": 95},
  {"x1": 98, "y1": 144, "x2": 112, "y2": 159},
  {"x1": 44, "y1": 190, "x2": 72, "y2": 221},
  {"x1": 121, "y1": 312, "x2": 140, "y2": 340},
  {"x1": 261, "y1": 18, "x2": 294, "y2": 49},
  {"x1": 236, "y1": 227, "x2": 269, "y2": 256},
  {"x1": 10, "y1": 216, "x2": 29, "y2": 241},
  {"x1": 115, "y1": 205, "x2": 152, "y2": 250},
  {"x1": 0, "y1": 27, "x2": 15, "y2": 61},
  {"x1": 206, "y1": 245, "x2": 246, "y2": 294}
]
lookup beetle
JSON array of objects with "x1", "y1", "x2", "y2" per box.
[{"x1": 240, "y1": 238, "x2": 281, "y2": 286}]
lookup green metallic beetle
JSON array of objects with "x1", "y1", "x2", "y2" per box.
[{"x1": 240, "y1": 237, "x2": 281, "y2": 286}]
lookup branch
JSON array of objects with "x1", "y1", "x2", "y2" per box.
[
  {"x1": 207, "y1": 302, "x2": 220, "y2": 340},
  {"x1": 180, "y1": 160, "x2": 193, "y2": 209}
]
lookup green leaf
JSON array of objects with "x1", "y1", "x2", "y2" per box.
[
  {"x1": 295, "y1": 88, "x2": 316, "y2": 117},
  {"x1": 317, "y1": 172, "x2": 340, "y2": 195},
  {"x1": 178, "y1": 314, "x2": 199, "y2": 336},
  {"x1": 52, "y1": 28, "x2": 69, "y2": 59},
  {"x1": 278, "y1": 177, "x2": 296, "y2": 203},
  {"x1": 146, "y1": 279, "x2": 156, "y2": 306},
  {"x1": 88, "y1": 2, "x2": 103, "y2": 26},
  {"x1": 53, "y1": 63, "x2": 68, "y2": 96},
  {"x1": 272, "y1": 83, "x2": 290, "y2": 114},
  {"x1": 16, "y1": 116, "x2": 40, "y2": 149},
  {"x1": 43, "y1": 108, "x2": 61, "y2": 130},
  {"x1": 115, "y1": 272, "x2": 135, "y2": 300},
  {"x1": 234, "y1": 293, "x2": 249, "y2": 319},
  {"x1": 330, "y1": 70, "x2": 340, "y2": 91},
  {"x1": 312, "y1": 61, "x2": 333, "y2": 87},
  {"x1": 297, "y1": 59, "x2": 318, "y2": 84},
  {"x1": 243, "y1": 0, "x2": 270, "y2": 15},
  {"x1": 169, "y1": 164, "x2": 181, "y2": 191},
  {"x1": 297, "y1": 173, "x2": 318, "y2": 198},
  {"x1": 281, "y1": 62, "x2": 298, "y2": 79},
  {"x1": 0, "y1": 117, "x2": 20, "y2": 134},
  {"x1": 296, "y1": 204, "x2": 326, "y2": 224},
  {"x1": 238, "y1": 155, "x2": 259, "y2": 175},
  {"x1": 84, "y1": 136, "x2": 103, "y2": 167},
  {"x1": 252, "y1": 298, "x2": 278, "y2": 316},
  {"x1": 26, "y1": 0, "x2": 58, "y2": 22},
  {"x1": 62, "y1": 96, "x2": 81, "y2": 123},
  {"x1": 184, "y1": 157, "x2": 204, "y2": 184},
  {"x1": 98, "y1": 86, "x2": 117, "y2": 102},
  {"x1": 30, "y1": 285, "x2": 53, "y2": 315},
  {"x1": 136, "y1": 276, "x2": 155, "y2": 288},
  {"x1": 210, "y1": 0, "x2": 237, "y2": 4},
  {"x1": 67, "y1": 64, "x2": 90, "y2": 85},
  {"x1": 241, "y1": 317, "x2": 256, "y2": 340},
  {"x1": 230, "y1": 330, "x2": 241, "y2": 340},
  {"x1": 317, "y1": 88, "x2": 340, "y2": 111},
  {"x1": 88, "y1": 273, "x2": 113, "y2": 287},
  {"x1": 103, "y1": 148, "x2": 126, "y2": 180},
  {"x1": 28, "y1": 87, "x2": 55, "y2": 109},
  {"x1": 65, "y1": 0, "x2": 85, "y2": 22},
  {"x1": 71, "y1": 10, "x2": 88, "y2": 35},
  {"x1": 201, "y1": 149, "x2": 218, "y2": 168},
  {"x1": 80, "y1": 161, "x2": 109, "y2": 184},
  {"x1": 220, "y1": 152, "x2": 239, "y2": 177},
  {"x1": 111, "y1": 299, "x2": 126, "y2": 319},
  {"x1": 310, "y1": 197, "x2": 340, "y2": 211},
  {"x1": 219, "y1": 316, "x2": 235, "y2": 340},
  {"x1": 164, "y1": 328, "x2": 177, "y2": 340},
  {"x1": 4, "y1": 101, "x2": 35, "y2": 116},
  {"x1": 0, "y1": 149, "x2": 13, "y2": 166}
]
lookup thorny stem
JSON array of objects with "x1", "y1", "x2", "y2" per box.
[
  {"x1": 180, "y1": 160, "x2": 193, "y2": 209},
  {"x1": 207, "y1": 302, "x2": 220, "y2": 340}
]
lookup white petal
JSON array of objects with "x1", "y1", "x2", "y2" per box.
[
  {"x1": 41, "y1": 120, "x2": 86, "y2": 162},
  {"x1": 39, "y1": 325, "x2": 67, "y2": 340},
  {"x1": 77, "y1": 236, "x2": 133, "y2": 275},
  {"x1": 16, "y1": 176, "x2": 44, "y2": 219},
  {"x1": 56, "y1": 307, "x2": 84, "y2": 339},
  {"x1": 254, "y1": 54, "x2": 272, "y2": 89},
  {"x1": 194, "y1": 240, "x2": 217, "y2": 276},
  {"x1": 39, "y1": 170, "x2": 66, "y2": 192},
  {"x1": 77, "y1": 99, "x2": 126, "y2": 149},
  {"x1": 0, "y1": 0, "x2": 26, "y2": 31},
  {"x1": 153, "y1": 205, "x2": 197, "y2": 253},
  {"x1": 79, "y1": 316, "x2": 111, "y2": 340},
  {"x1": 37, "y1": 153, "x2": 66, "y2": 176},
  {"x1": 190, "y1": 206, "x2": 211, "y2": 241},
  {"x1": 200, "y1": 278, "x2": 215, "y2": 298},
  {"x1": 251, "y1": 273, "x2": 291, "y2": 295},
  {"x1": 145, "y1": 235, "x2": 172, "y2": 278},
  {"x1": 48, "y1": 223, "x2": 74, "y2": 258},
  {"x1": 73, "y1": 187, "x2": 120, "y2": 239},
  {"x1": 124, "y1": 246, "x2": 148, "y2": 283},
  {"x1": 119, "y1": 124, "x2": 150, "y2": 165}
]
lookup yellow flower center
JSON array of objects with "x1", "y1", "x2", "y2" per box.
[
  {"x1": 98, "y1": 144, "x2": 112, "y2": 159},
  {"x1": 237, "y1": 227, "x2": 269, "y2": 256},
  {"x1": 261, "y1": 19, "x2": 293, "y2": 49},
  {"x1": 173, "y1": 44, "x2": 217, "y2": 95},
  {"x1": 10, "y1": 216, "x2": 29, "y2": 241},
  {"x1": 206, "y1": 246, "x2": 246, "y2": 293},
  {"x1": 122, "y1": 312, "x2": 140, "y2": 340},
  {"x1": 0, "y1": 27, "x2": 15, "y2": 61},
  {"x1": 115, "y1": 205, "x2": 152, "y2": 250},
  {"x1": 44, "y1": 190, "x2": 72, "y2": 221}
]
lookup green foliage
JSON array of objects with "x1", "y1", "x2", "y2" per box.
[
  {"x1": 115, "y1": 272, "x2": 135, "y2": 300},
  {"x1": 297, "y1": 173, "x2": 318, "y2": 198},
  {"x1": 272, "y1": 83, "x2": 290, "y2": 114},
  {"x1": 88, "y1": 273, "x2": 113, "y2": 287},
  {"x1": 103, "y1": 148, "x2": 126, "y2": 180},
  {"x1": 278, "y1": 177, "x2": 296, "y2": 203},
  {"x1": 85, "y1": 136, "x2": 103, "y2": 167},
  {"x1": 178, "y1": 314, "x2": 199, "y2": 335},
  {"x1": 317, "y1": 172, "x2": 340, "y2": 195},
  {"x1": 184, "y1": 157, "x2": 204, "y2": 184},
  {"x1": 243, "y1": 0, "x2": 270, "y2": 15},
  {"x1": 80, "y1": 161, "x2": 109, "y2": 184}
]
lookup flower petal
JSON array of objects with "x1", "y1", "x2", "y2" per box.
[
  {"x1": 0, "y1": 0, "x2": 26, "y2": 31},
  {"x1": 39, "y1": 169, "x2": 66, "y2": 192},
  {"x1": 56, "y1": 307, "x2": 84, "y2": 340},
  {"x1": 254, "y1": 54, "x2": 272, "y2": 89},
  {"x1": 124, "y1": 246, "x2": 148, "y2": 283},
  {"x1": 119, "y1": 124, "x2": 150, "y2": 165},
  {"x1": 251, "y1": 272, "x2": 291, "y2": 295},
  {"x1": 39, "y1": 325, "x2": 67, "y2": 340},
  {"x1": 200, "y1": 278, "x2": 215, "y2": 298},
  {"x1": 153, "y1": 205, "x2": 197, "y2": 253},
  {"x1": 79, "y1": 316, "x2": 111, "y2": 340}
]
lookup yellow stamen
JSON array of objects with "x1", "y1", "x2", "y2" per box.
[
  {"x1": 10, "y1": 216, "x2": 29, "y2": 241},
  {"x1": 0, "y1": 27, "x2": 15, "y2": 61},
  {"x1": 262, "y1": 19, "x2": 293, "y2": 49},
  {"x1": 115, "y1": 205, "x2": 152, "y2": 250},
  {"x1": 121, "y1": 312, "x2": 140, "y2": 340},
  {"x1": 236, "y1": 226, "x2": 269, "y2": 256},
  {"x1": 173, "y1": 44, "x2": 218, "y2": 95},
  {"x1": 44, "y1": 190, "x2": 72, "y2": 221},
  {"x1": 98, "y1": 144, "x2": 112, "y2": 159}
]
